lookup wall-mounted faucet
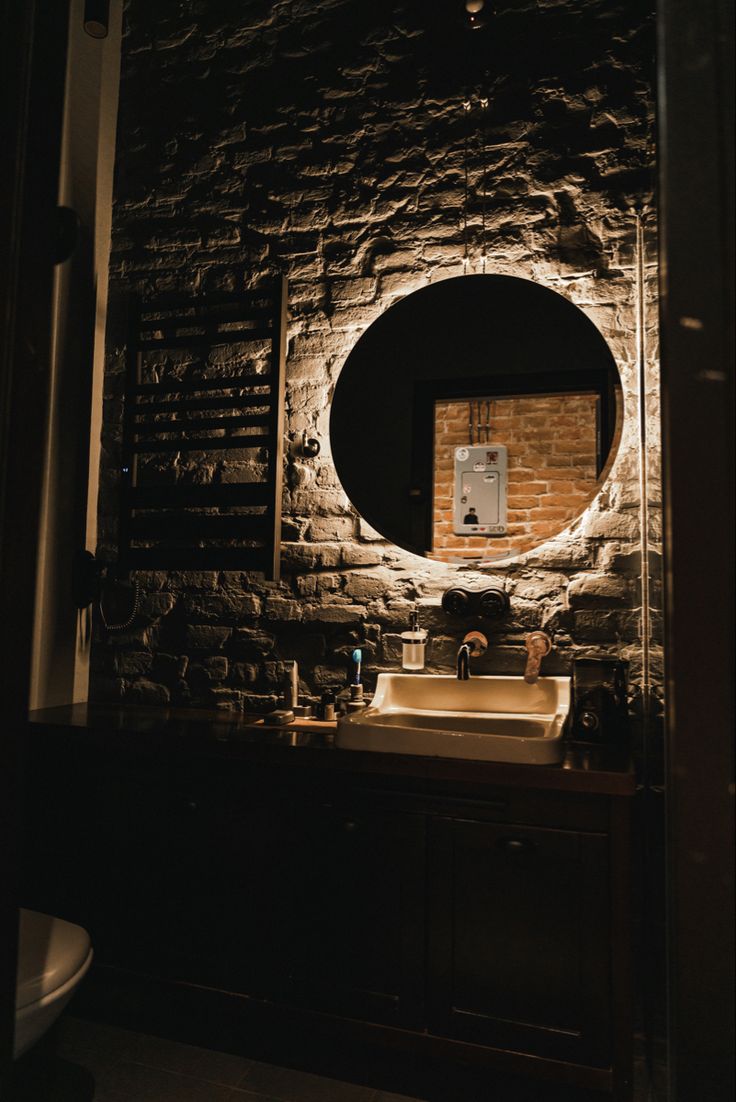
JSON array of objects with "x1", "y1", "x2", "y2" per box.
[
  {"x1": 457, "y1": 631, "x2": 488, "y2": 680},
  {"x1": 524, "y1": 631, "x2": 552, "y2": 683}
]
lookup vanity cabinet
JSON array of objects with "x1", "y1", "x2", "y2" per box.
[
  {"x1": 263, "y1": 794, "x2": 616, "y2": 1072},
  {"x1": 268, "y1": 794, "x2": 426, "y2": 1027},
  {"x1": 22, "y1": 714, "x2": 634, "y2": 1099},
  {"x1": 427, "y1": 816, "x2": 611, "y2": 1067}
]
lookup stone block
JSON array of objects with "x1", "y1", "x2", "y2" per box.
[
  {"x1": 126, "y1": 678, "x2": 171, "y2": 706},
  {"x1": 596, "y1": 544, "x2": 650, "y2": 576},
  {"x1": 568, "y1": 573, "x2": 633, "y2": 608},
  {"x1": 114, "y1": 651, "x2": 152, "y2": 677},
  {"x1": 241, "y1": 692, "x2": 280, "y2": 713},
  {"x1": 304, "y1": 604, "x2": 367, "y2": 623},
  {"x1": 184, "y1": 625, "x2": 232, "y2": 651},
  {"x1": 295, "y1": 575, "x2": 318, "y2": 597},
  {"x1": 365, "y1": 603, "x2": 413, "y2": 630},
  {"x1": 264, "y1": 596, "x2": 303, "y2": 622},
  {"x1": 166, "y1": 572, "x2": 219, "y2": 590},
  {"x1": 344, "y1": 571, "x2": 391, "y2": 600},
  {"x1": 358, "y1": 518, "x2": 386, "y2": 542},
  {"x1": 185, "y1": 662, "x2": 209, "y2": 691},
  {"x1": 137, "y1": 593, "x2": 176, "y2": 622},
  {"x1": 340, "y1": 544, "x2": 383, "y2": 567},
  {"x1": 523, "y1": 540, "x2": 596, "y2": 570},
  {"x1": 281, "y1": 518, "x2": 307, "y2": 541},
  {"x1": 582, "y1": 511, "x2": 640, "y2": 540},
  {"x1": 262, "y1": 660, "x2": 288, "y2": 688},
  {"x1": 510, "y1": 573, "x2": 569, "y2": 602},
  {"x1": 381, "y1": 633, "x2": 404, "y2": 663},
  {"x1": 313, "y1": 664, "x2": 348, "y2": 688},
  {"x1": 306, "y1": 516, "x2": 357, "y2": 541},
  {"x1": 203, "y1": 655, "x2": 229, "y2": 681},
  {"x1": 229, "y1": 628, "x2": 276, "y2": 658},
  {"x1": 231, "y1": 662, "x2": 260, "y2": 686},
  {"x1": 182, "y1": 594, "x2": 261, "y2": 624},
  {"x1": 152, "y1": 652, "x2": 188, "y2": 681},
  {"x1": 290, "y1": 489, "x2": 348, "y2": 516},
  {"x1": 208, "y1": 689, "x2": 244, "y2": 710},
  {"x1": 572, "y1": 610, "x2": 641, "y2": 643},
  {"x1": 282, "y1": 542, "x2": 344, "y2": 570}
]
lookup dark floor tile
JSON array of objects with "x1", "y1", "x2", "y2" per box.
[
  {"x1": 190, "y1": 1046, "x2": 255, "y2": 1087},
  {"x1": 126, "y1": 1031, "x2": 217, "y2": 1078},
  {"x1": 226, "y1": 1091, "x2": 293, "y2": 1102},
  {"x1": 52, "y1": 1041, "x2": 119, "y2": 1085},
  {"x1": 57, "y1": 1015, "x2": 138, "y2": 1061},
  {"x1": 238, "y1": 1060, "x2": 377, "y2": 1102},
  {"x1": 63, "y1": 1016, "x2": 255, "y2": 1092},
  {"x1": 92, "y1": 1091, "x2": 139, "y2": 1102},
  {"x1": 373, "y1": 1092, "x2": 425, "y2": 1102},
  {"x1": 267, "y1": 1065, "x2": 377, "y2": 1102},
  {"x1": 105, "y1": 1059, "x2": 237, "y2": 1101},
  {"x1": 10, "y1": 1055, "x2": 96, "y2": 1102},
  {"x1": 235, "y1": 1058, "x2": 290, "y2": 1094}
]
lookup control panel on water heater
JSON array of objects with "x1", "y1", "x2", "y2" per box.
[{"x1": 453, "y1": 444, "x2": 508, "y2": 536}]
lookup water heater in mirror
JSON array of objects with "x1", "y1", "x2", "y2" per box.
[{"x1": 453, "y1": 445, "x2": 508, "y2": 536}]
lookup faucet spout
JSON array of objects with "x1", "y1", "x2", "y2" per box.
[
  {"x1": 456, "y1": 644, "x2": 470, "y2": 680},
  {"x1": 456, "y1": 631, "x2": 488, "y2": 680}
]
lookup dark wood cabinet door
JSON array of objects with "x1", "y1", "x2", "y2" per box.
[
  {"x1": 269, "y1": 797, "x2": 427, "y2": 1029},
  {"x1": 427, "y1": 817, "x2": 611, "y2": 1066}
]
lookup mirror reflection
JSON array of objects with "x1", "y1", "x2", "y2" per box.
[
  {"x1": 431, "y1": 391, "x2": 620, "y2": 563},
  {"x1": 330, "y1": 275, "x2": 622, "y2": 565}
]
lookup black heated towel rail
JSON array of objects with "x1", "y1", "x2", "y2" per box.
[{"x1": 119, "y1": 279, "x2": 288, "y2": 579}]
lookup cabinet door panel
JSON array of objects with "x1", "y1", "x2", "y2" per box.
[
  {"x1": 428, "y1": 818, "x2": 610, "y2": 1066},
  {"x1": 275, "y1": 800, "x2": 426, "y2": 1029}
]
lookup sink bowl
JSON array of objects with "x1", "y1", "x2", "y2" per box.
[{"x1": 336, "y1": 673, "x2": 570, "y2": 764}]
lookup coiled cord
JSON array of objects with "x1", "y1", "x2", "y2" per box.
[{"x1": 98, "y1": 576, "x2": 141, "y2": 632}]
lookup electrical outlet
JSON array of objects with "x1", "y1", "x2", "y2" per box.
[{"x1": 441, "y1": 585, "x2": 510, "y2": 619}]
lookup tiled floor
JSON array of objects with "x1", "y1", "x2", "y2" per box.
[
  {"x1": 12, "y1": 1018, "x2": 424, "y2": 1102},
  {"x1": 10, "y1": 1016, "x2": 665, "y2": 1102}
]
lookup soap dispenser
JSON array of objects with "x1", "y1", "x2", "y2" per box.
[{"x1": 401, "y1": 608, "x2": 427, "y2": 671}]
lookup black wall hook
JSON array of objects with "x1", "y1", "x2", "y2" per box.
[{"x1": 293, "y1": 431, "x2": 321, "y2": 458}]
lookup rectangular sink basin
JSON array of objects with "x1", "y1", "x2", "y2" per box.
[{"x1": 336, "y1": 673, "x2": 570, "y2": 764}]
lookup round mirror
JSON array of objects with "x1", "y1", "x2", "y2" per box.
[{"x1": 330, "y1": 275, "x2": 622, "y2": 565}]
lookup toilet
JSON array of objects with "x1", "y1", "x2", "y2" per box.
[{"x1": 14, "y1": 908, "x2": 93, "y2": 1059}]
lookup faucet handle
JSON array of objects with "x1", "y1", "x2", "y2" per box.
[
  {"x1": 524, "y1": 631, "x2": 552, "y2": 683},
  {"x1": 525, "y1": 630, "x2": 552, "y2": 656},
  {"x1": 463, "y1": 630, "x2": 488, "y2": 657}
]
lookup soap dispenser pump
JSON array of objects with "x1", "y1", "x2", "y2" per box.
[{"x1": 401, "y1": 608, "x2": 427, "y2": 671}]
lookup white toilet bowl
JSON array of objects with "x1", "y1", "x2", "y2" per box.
[{"x1": 14, "y1": 908, "x2": 93, "y2": 1059}]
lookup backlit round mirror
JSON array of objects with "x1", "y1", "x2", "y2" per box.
[{"x1": 330, "y1": 275, "x2": 622, "y2": 565}]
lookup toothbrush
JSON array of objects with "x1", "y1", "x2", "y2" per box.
[{"x1": 352, "y1": 648, "x2": 362, "y2": 685}]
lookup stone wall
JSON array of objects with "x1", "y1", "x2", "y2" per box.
[{"x1": 92, "y1": 0, "x2": 660, "y2": 716}]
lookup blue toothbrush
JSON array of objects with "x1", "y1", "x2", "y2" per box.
[{"x1": 352, "y1": 648, "x2": 362, "y2": 685}]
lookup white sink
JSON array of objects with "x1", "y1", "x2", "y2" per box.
[{"x1": 336, "y1": 673, "x2": 570, "y2": 764}]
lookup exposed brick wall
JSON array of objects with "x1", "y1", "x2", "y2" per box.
[
  {"x1": 92, "y1": 0, "x2": 661, "y2": 717},
  {"x1": 431, "y1": 393, "x2": 600, "y2": 560}
]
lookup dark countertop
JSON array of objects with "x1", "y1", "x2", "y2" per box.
[{"x1": 27, "y1": 702, "x2": 636, "y2": 797}]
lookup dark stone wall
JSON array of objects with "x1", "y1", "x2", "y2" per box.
[{"x1": 92, "y1": 0, "x2": 660, "y2": 714}]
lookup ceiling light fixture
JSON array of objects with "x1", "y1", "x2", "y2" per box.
[{"x1": 463, "y1": 0, "x2": 488, "y2": 31}]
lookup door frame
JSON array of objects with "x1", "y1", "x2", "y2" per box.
[
  {"x1": 657, "y1": 1, "x2": 735, "y2": 1099},
  {"x1": 0, "y1": 0, "x2": 71, "y2": 1085}
]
